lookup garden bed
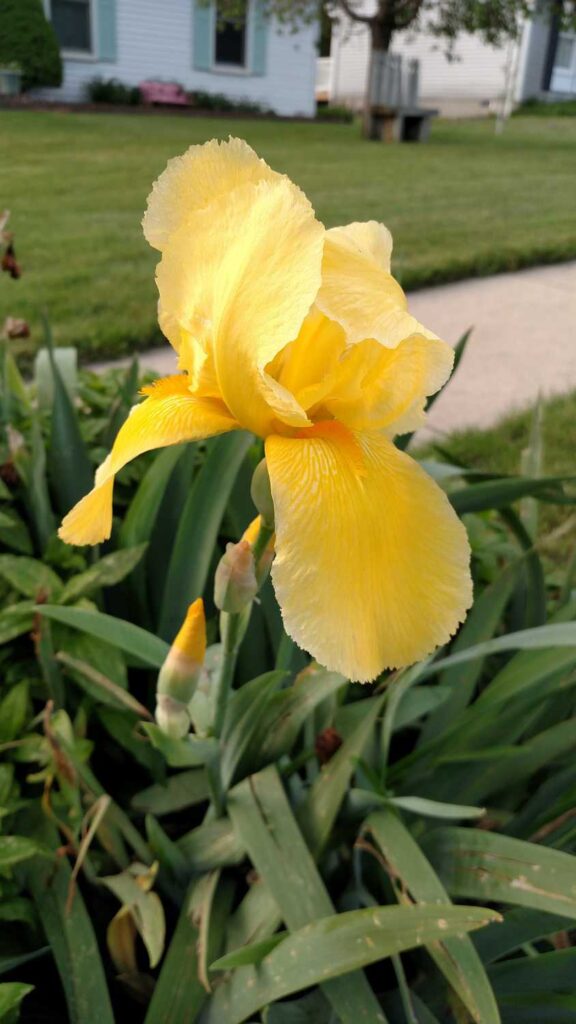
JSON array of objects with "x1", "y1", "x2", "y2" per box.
[
  {"x1": 0, "y1": 94, "x2": 352, "y2": 124},
  {"x1": 1, "y1": 333, "x2": 576, "y2": 1024}
]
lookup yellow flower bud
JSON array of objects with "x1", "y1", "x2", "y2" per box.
[
  {"x1": 242, "y1": 515, "x2": 262, "y2": 547},
  {"x1": 169, "y1": 597, "x2": 206, "y2": 669},
  {"x1": 242, "y1": 514, "x2": 275, "y2": 582},
  {"x1": 214, "y1": 539, "x2": 258, "y2": 614},
  {"x1": 155, "y1": 599, "x2": 206, "y2": 736}
]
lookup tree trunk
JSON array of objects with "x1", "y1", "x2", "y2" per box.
[
  {"x1": 362, "y1": 17, "x2": 394, "y2": 138},
  {"x1": 370, "y1": 15, "x2": 394, "y2": 53}
]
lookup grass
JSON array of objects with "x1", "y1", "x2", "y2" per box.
[
  {"x1": 1, "y1": 110, "x2": 576, "y2": 360},
  {"x1": 415, "y1": 388, "x2": 576, "y2": 565},
  {"x1": 514, "y1": 98, "x2": 576, "y2": 117}
]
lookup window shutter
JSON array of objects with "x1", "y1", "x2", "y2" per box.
[
  {"x1": 193, "y1": 1, "x2": 213, "y2": 71},
  {"x1": 250, "y1": 0, "x2": 267, "y2": 76},
  {"x1": 97, "y1": 0, "x2": 117, "y2": 61}
]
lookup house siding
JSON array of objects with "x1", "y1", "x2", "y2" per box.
[
  {"x1": 519, "y1": 3, "x2": 553, "y2": 97},
  {"x1": 37, "y1": 0, "x2": 317, "y2": 117}
]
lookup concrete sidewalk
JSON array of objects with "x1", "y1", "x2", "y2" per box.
[
  {"x1": 410, "y1": 261, "x2": 576, "y2": 440},
  {"x1": 92, "y1": 261, "x2": 576, "y2": 438}
]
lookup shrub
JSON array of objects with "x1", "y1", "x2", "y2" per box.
[
  {"x1": 0, "y1": 0, "x2": 62, "y2": 91},
  {"x1": 316, "y1": 102, "x2": 355, "y2": 123},
  {"x1": 190, "y1": 89, "x2": 273, "y2": 115},
  {"x1": 86, "y1": 77, "x2": 141, "y2": 105},
  {"x1": 514, "y1": 97, "x2": 576, "y2": 117}
]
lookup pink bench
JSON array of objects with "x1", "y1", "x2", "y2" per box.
[{"x1": 139, "y1": 81, "x2": 188, "y2": 106}]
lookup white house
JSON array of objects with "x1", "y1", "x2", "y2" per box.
[
  {"x1": 318, "y1": 2, "x2": 576, "y2": 115},
  {"x1": 38, "y1": 0, "x2": 317, "y2": 117}
]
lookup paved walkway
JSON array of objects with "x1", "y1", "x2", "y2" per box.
[
  {"x1": 410, "y1": 261, "x2": 576, "y2": 440},
  {"x1": 92, "y1": 261, "x2": 576, "y2": 438}
]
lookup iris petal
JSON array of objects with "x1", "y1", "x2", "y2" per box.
[
  {"x1": 266, "y1": 426, "x2": 472, "y2": 682},
  {"x1": 156, "y1": 178, "x2": 324, "y2": 436},
  {"x1": 143, "y1": 137, "x2": 279, "y2": 252},
  {"x1": 324, "y1": 334, "x2": 454, "y2": 433},
  {"x1": 59, "y1": 376, "x2": 237, "y2": 546},
  {"x1": 318, "y1": 220, "x2": 441, "y2": 352}
]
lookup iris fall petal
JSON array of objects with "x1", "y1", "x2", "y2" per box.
[
  {"x1": 266, "y1": 426, "x2": 472, "y2": 682},
  {"x1": 58, "y1": 376, "x2": 236, "y2": 545}
]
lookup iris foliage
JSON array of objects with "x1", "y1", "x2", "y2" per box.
[{"x1": 0, "y1": 334, "x2": 576, "y2": 1023}]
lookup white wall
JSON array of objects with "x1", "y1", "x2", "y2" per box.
[
  {"x1": 329, "y1": 3, "x2": 547, "y2": 113},
  {"x1": 36, "y1": 0, "x2": 317, "y2": 117}
]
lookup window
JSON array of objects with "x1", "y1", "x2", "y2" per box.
[
  {"x1": 555, "y1": 35, "x2": 575, "y2": 70},
  {"x1": 214, "y1": 0, "x2": 247, "y2": 67},
  {"x1": 49, "y1": 0, "x2": 92, "y2": 54}
]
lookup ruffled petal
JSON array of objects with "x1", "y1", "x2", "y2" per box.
[
  {"x1": 143, "y1": 137, "x2": 279, "y2": 251},
  {"x1": 265, "y1": 308, "x2": 346, "y2": 410},
  {"x1": 269, "y1": 311, "x2": 453, "y2": 435},
  {"x1": 59, "y1": 376, "x2": 237, "y2": 546},
  {"x1": 156, "y1": 177, "x2": 324, "y2": 436},
  {"x1": 266, "y1": 426, "x2": 472, "y2": 682},
  {"x1": 327, "y1": 220, "x2": 393, "y2": 273},
  {"x1": 317, "y1": 220, "x2": 436, "y2": 350},
  {"x1": 324, "y1": 334, "x2": 454, "y2": 433}
]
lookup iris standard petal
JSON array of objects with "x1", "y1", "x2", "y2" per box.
[
  {"x1": 143, "y1": 137, "x2": 279, "y2": 252},
  {"x1": 268, "y1": 312, "x2": 453, "y2": 435},
  {"x1": 266, "y1": 425, "x2": 472, "y2": 682},
  {"x1": 58, "y1": 376, "x2": 237, "y2": 546},
  {"x1": 323, "y1": 334, "x2": 454, "y2": 433},
  {"x1": 156, "y1": 178, "x2": 324, "y2": 436},
  {"x1": 317, "y1": 220, "x2": 440, "y2": 351},
  {"x1": 327, "y1": 220, "x2": 393, "y2": 272}
]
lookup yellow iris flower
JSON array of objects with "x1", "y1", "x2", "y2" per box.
[{"x1": 59, "y1": 138, "x2": 472, "y2": 682}]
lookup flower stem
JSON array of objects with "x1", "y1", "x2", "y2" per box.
[
  {"x1": 213, "y1": 607, "x2": 249, "y2": 738},
  {"x1": 209, "y1": 519, "x2": 275, "y2": 814}
]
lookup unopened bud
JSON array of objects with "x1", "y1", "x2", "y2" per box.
[
  {"x1": 242, "y1": 516, "x2": 261, "y2": 547},
  {"x1": 156, "y1": 598, "x2": 206, "y2": 716},
  {"x1": 214, "y1": 540, "x2": 258, "y2": 614},
  {"x1": 250, "y1": 459, "x2": 274, "y2": 528},
  {"x1": 155, "y1": 694, "x2": 190, "y2": 739},
  {"x1": 242, "y1": 515, "x2": 275, "y2": 581}
]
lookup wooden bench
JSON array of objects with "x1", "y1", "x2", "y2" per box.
[
  {"x1": 139, "y1": 81, "x2": 188, "y2": 107},
  {"x1": 366, "y1": 105, "x2": 438, "y2": 143}
]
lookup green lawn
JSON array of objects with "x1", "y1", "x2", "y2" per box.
[{"x1": 1, "y1": 109, "x2": 576, "y2": 360}]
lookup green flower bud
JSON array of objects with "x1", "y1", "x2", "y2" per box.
[
  {"x1": 250, "y1": 459, "x2": 275, "y2": 528},
  {"x1": 155, "y1": 694, "x2": 190, "y2": 739},
  {"x1": 214, "y1": 540, "x2": 258, "y2": 614}
]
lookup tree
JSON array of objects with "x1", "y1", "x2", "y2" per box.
[
  {"x1": 212, "y1": 0, "x2": 576, "y2": 85},
  {"x1": 329, "y1": 0, "x2": 576, "y2": 59},
  {"x1": 0, "y1": 0, "x2": 62, "y2": 91}
]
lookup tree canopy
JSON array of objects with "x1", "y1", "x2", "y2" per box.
[{"x1": 211, "y1": 0, "x2": 576, "y2": 53}]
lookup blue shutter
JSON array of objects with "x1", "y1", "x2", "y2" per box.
[
  {"x1": 97, "y1": 0, "x2": 117, "y2": 61},
  {"x1": 250, "y1": 0, "x2": 267, "y2": 76},
  {"x1": 193, "y1": 1, "x2": 213, "y2": 71}
]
